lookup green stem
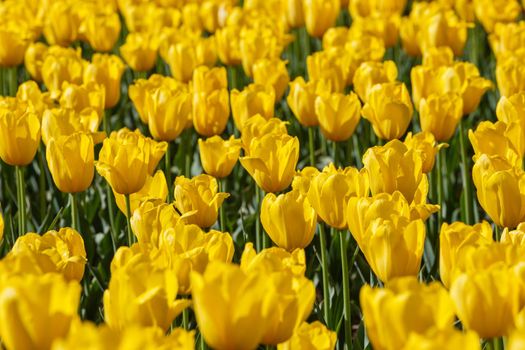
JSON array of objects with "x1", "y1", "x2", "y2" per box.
[
  {"x1": 106, "y1": 184, "x2": 117, "y2": 251},
  {"x1": 125, "y1": 194, "x2": 133, "y2": 246},
  {"x1": 7, "y1": 67, "x2": 17, "y2": 97},
  {"x1": 492, "y1": 337, "x2": 502, "y2": 350},
  {"x1": 459, "y1": 119, "x2": 473, "y2": 225},
  {"x1": 184, "y1": 130, "x2": 192, "y2": 178},
  {"x1": 308, "y1": 127, "x2": 315, "y2": 166},
  {"x1": 182, "y1": 308, "x2": 189, "y2": 330},
  {"x1": 495, "y1": 225, "x2": 502, "y2": 242},
  {"x1": 333, "y1": 141, "x2": 339, "y2": 167},
  {"x1": 255, "y1": 186, "x2": 262, "y2": 252},
  {"x1": 340, "y1": 231, "x2": 352, "y2": 350},
  {"x1": 70, "y1": 193, "x2": 79, "y2": 231},
  {"x1": 16, "y1": 166, "x2": 26, "y2": 237},
  {"x1": 165, "y1": 144, "x2": 172, "y2": 202},
  {"x1": 436, "y1": 151, "x2": 443, "y2": 234},
  {"x1": 200, "y1": 333, "x2": 206, "y2": 350},
  {"x1": 319, "y1": 223, "x2": 330, "y2": 325},
  {"x1": 218, "y1": 178, "x2": 225, "y2": 232}
]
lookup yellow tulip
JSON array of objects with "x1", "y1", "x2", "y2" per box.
[
  {"x1": 403, "y1": 131, "x2": 443, "y2": 173},
  {"x1": 164, "y1": 40, "x2": 200, "y2": 83},
  {"x1": 241, "y1": 115, "x2": 289, "y2": 153},
  {"x1": 41, "y1": 46, "x2": 86, "y2": 96},
  {"x1": 315, "y1": 92, "x2": 361, "y2": 142},
  {"x1": 83, "y1": 54, "x2": 126, "y2": 109},
  {"x1": 191, "y1": 261, "x2": 269, "y2": 350},
  {"x1": 417, "y1": 10, "x2": 470, "y2": 57},
  {"x1": 353, "y1": 61, "x2": 398, "y2": 103},
  {"x1": 215, "y1": 25, "x2": 242, "y2": 66},
  {"x1": 473, "y1": 0, "x2": 521, "y2": 33},
  {"x1": 24, "y1": 42, "x2": 48, "y2": 82},
  {"x1": 15, "y1": 81, "x2": 54, "y2": 120},
  {"x1": 120, "y1": 32, "x2": 158, "y2": 72},
  {"x1": 277, "y1": 321, "x2": 337, "y2": 350},
  {"x1": 145, "y1": 84, "x2": 192, "y2": 141},
  {"x1": 174, "y1": 174, "x2": 230, "y2": 228},
  {"x1": 241, "y1": 242, "x2": 308, "y2": 276},
  {"x1": 349, "y1": 14, "x2": 401, "y2": 49},
  {"x1": 496, "y1": 53, "x2": 525, "y2": 98},
  {"x1": 472, "y1": 154, "x2": 525, "y2": 229},
  {"x1": 285, "y1": 0, "x2": 305, "y2": 28},
  {"x1": 489, "y1": 22, "x2": 525, "y2": 60},
  {"x1": 253, "y1": 58, "x2": 290, "y2": 101},
  {"x1": 0, "y1": 102, "x2": 41, "y2": 166},
  {"x1": 361, "y1": 82, "x2": 414, "y2": 140},
  {"x1": 402, "y1": 328, "x2": 481, "y2": 350},
  {"x1": 497, "y1": 92, "x2": 525, "y2": 131},
  {"x1": 0, "y1": 28, "x2": 28, "y2": 67},
  {"x1": 231, "y1": 83, "x2": 275, "y2": 131},
  {"x1": 400, "y1": 17, "x2": 421, "y2": 57},
  {"x1": 422, "y1": 46, "x2": 455, "y2": 68},
  {"x1": 41, "y1": 107, "x2": 104, "y2": 146},
  {"x1": 96, "y1": 129, "x2": 167, "y2": 195},
  {"x1": 193, "y1": 89, "x2": 230, "y2": 137},
  {"x1": 0, "y1": 273, "x2": 81, "y2": 350},
  {"x1": 239, "y1": 26, "x2": 284, "y2": 78},
  {"x1": 501, "y1": 223, "x2": 525, "y2": 246},
  {"x1": 104, "y1": 247, "x2": 191, "y2": 331},
  {"x1": 240, "y1": 133, "x2": 300, "y2": 193},
  {"x1": 450, "y1": 268, "x2": 520, "y2": 338},
  {"x1": 363, "y1": 140, "x2": 424, "y2": 203},
  {"x1": 46, "y1": 132, "x2": 94, "y2": 193},
  {"x1": 291, "y1": 166, "x2": 320, "y2": 195},
  {"x1": 43, "y1": 1, "x2": 79, "y2": 46},
  {"x1": 59, "y1": 82, "x2": 105, "y2": 120},
  {"x1": 306, "y1": 50, "x2": 347, "y2": 93},
  {"x1": 410, "y1": 65, "x2": 459, "y2": 110},
  {"x1": 303, "y1": 0, "x2": 340, "y2": 38},
  {"x1": 198, "y1": 135, "x2": 242, "y2": 179},
  {"x1": 261, "y1": 189, "x2": 317, "y2": 251},
  {"x1": 419, "y1": 93, "x2": 463, "y2": 142},
  {"x1": 128, "y1": 74, "x2": 173, "y2": 124},
  {"x1": 113, "y1": 170, "x2": 168, "y2": 216},
  {"x1": 307, "y1": 163, "x2": 369, "y2": 229},
  {"x1": 287, "y1": 77, "x2": 329, "y2": 127},
  {"x1": 80, "y1": 12, "x2": 121, "y2": 52},
  {"x1": 468, "y1": 121, "x2": 522, "y2": 167},
  {"x1": 360, "y1": 277, "x2": 455, "y2": 350},
  {"x1": 193, "y1": 66, "x2": 228, "y2": 94},
  {"x1": 453, "y1": 62, "x2": 493, "y2": 115},
  {"x1": 130, "y1": 199, "x2": 180, "y2": 246},
  {"x1": 349, "y1": 0, "x2": 407, "y2": 17}
]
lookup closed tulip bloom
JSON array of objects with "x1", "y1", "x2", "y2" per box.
[
  {"x1": 422, "y1": 46, "x2": 455, "y2": 68},
  {"x1": 261, "y1": 189, "x2": 317, "y2": 251},
  {"x1": 128, "y1": 75, "x2": 171, "y2": 124},
  {"x1": 497, "y1": 92, "x2": 525, "y2": 128},
  {"x1": 402, "y1": 328, "x2": 481, "y2": 350},
  {"x1": 361, "y1": 82, "x2": 414, "y2": 140},
  {"x1": 174, "y1": 174, "x2": 230, "y2": 228},
  {"x1": 46, "y1": 132, "x2": 94, "y2": 193},
  {"x1": 349, "y1": 14, "x2": 401, "y2": 49},
  {"x1": 241, "y1": 133, "x2": 300, "y2": 193},
  {"x1": 43, "y1": 1, "x2": 79, "y2": 46},
  {"x1": 253, "y1": 58, "x2": 290, "y2": 101},
  {"x1": 292, "y1": 167, "x2": 320, "y2": 195},
  {"x1": 278, "y1": 321, "x2": 337, "y2": 350},
  {"x1": 353, "y1": 61, "x2": 398, "y2": 103},
  {"x1": 303, "y1": 0, "x2": 340, "y2": 38},
  {"x1": 241, "y1": 115, "x2": 288, "y2": 153},
  {"x1": 130, "y1": 200, "x2": 180, "y2": 246},
  {"x1": 468, "y1": 121, "x2": 522, "y2": 166},
  {"x1": 306, "y1": 50, "x2": 347, "y2": 93},
  {"x1": 113, "y1": 170, "x2": 168, "y2": 216},
  {"x1": 193, "y1": 89, "x2": 230, "y2": 137},
  {"x1": 164, "y1": 40, "x2": 200, "y2": 83},
  {"x1": 145, "y1": 85, "x2": 192, "y2": 141},
  {"x1": 0, "y1": 273, "x2": 81, "y2": 350},
  {"x1": 349, "y1": 0, "x2": 407, "y2": 17},
  {"x1": 360, "y1": 277, "x2": 455, "y2": 350},
  {"x1": 0, "y1": 28, "x2": 28, "y2": 67},
  {"x1": 120, "y1": 32, "x2": 158, "y2": 72},
  {"x1": 496, "y1": 53, "x2": 525, "y2": 98},
  {"x1": 215, "y1": 26, "x2": 242, "y2": 66},
  {"x1": 315, "y1": 92, "x2": 361, "y2": 142},
  {"x1": 41, "y1": 108, "x2": 104, "y2": 146},
  {"x1": 472, "y1": 154, "x2": 525, "y2": 229},
  {"x1": 474, "y1": 0, "x2": 521, "y2": 33},
  {"x1": 193, "y1": 66, "x2": 228, "y2": 94},
  {"x1": 439, "y1": 221, "x2": 493, "y2": 288},
  {"x1": 489, "y1": 22, "x2": 525, "y2": 59},
  {"x1": 83, "y1": 54, "x2": 126, "y2": 109},
  {"x1": 404, "y1": 132, "x2": 443, "y2": 173},
  {"x1": 239, "y1": 26, "x2": 283, "y2": 78},
  {"x1": 362, "y1": 140, "x2": 424, "y2": 203},
  {"x1": 191, "y1": 261, "x2": 269, "y2": 350},
  {"x1": 41, "y1": 47, "x2": 86, "y2": 96},
  {"x1": 454, "y1": 62, "x2": 493, "y2": 115},
  {"x1": 285, "y1": 0, "x2": 305, "y2": 28},
  {"x1": 418, "y1": 10, "x2": 470, "y2": 57},
  {"x1": 0, "y1": 103, "x2": 41, "y2": 166},
  {"x1": 59, "y1": 82, "x2": 105, "y2": 119},
  {"x1": 24, "y1": 42, "x2": 48, "y2": 82},
  {"x1": 450, "y1": 268, "x2": 520, "y2": 338},
  {"x1": 80, "y1": 12, "x2": 121, "y2": 52},
  {"x1": 287, "y1": 77, "x2": 329, "y2": 127},
  {"x1": 308, "y1": 164, "x2": 369, "y2": 229},
  {"x1": 198, "y1": 135, "x2": 241, "y2": 178},
  {"x1": 231, "y1": 83, "x2": 275, "y2": 131},
  {"x1": 419, "y1": 93, "x2": 463, "y2": 142}
]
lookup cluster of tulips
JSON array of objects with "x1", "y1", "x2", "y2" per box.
[{"x1": 2, "y1": 0, "x2": 525, "y2": 349}]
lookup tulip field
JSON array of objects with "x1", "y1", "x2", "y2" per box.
[{"x1": 2, "y1": 0, "x2": 525, "y2": 349}]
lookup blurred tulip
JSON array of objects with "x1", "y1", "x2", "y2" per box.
[
  {"x1": 404, "y1": 132, "x2": 443, "y2": 173},
  {"x1": 277, "y1": 321, "x2": 337, "y2": 350},
  {"x1": 303, "y1": 0, "x2": 340, "y2": 38},
  {"x1": 0, "y1": 273, "x2": 81, "y2": 350},
  {"x1": 287, "y1": 77, "x2": 329, "y2": 127},
  {"x1": 215, "y1": 25, "x2": 242, "y2": 66},
  {"x1": 468, "y1": 121, "x2": 522, "y2": 167},
  {"x1": 349, "y1": 14, "x2": 401, "y2": 49},
  {"x1": 454, "y1": 62, "x2": 493, "y2": 115},
  {"x1": 43, "y1": 1, "x2": 79, "y2": 46},
  {"x1": 198, "y1": 135, "x2": 241, "y2": 179},
  {"x1": 240, "y1": 133, "x2": 299, "y2": 193},
  {"x1": 315, "y1": 92, "x2": 361, "y2": 142},
  {"x1": 59, "y1": 82, "x2": 105, "y2": 119},
  {"x1": 489, "y1": 22, "x2": 525, "y2": 60},
  {"x1": 193, "y1": 66, "x2": 228, "y2": 94},
  {"x1": 164, "y1": 40, "x2": 200, "y2": 83},
  {"x1": 0, "y1": 103, "x2": 40, "y2": 166},
  {"x1": 41, "y1": 107, "x2": 104, "y2": 146},
  {"x1": 418, "y1": 10, "x2": 470, "y2": 56},
  {"x1": 41, "y1": 47, "x2": 85, "y2": 96},
  {"x1": 261, "y1": 189, "x2": 317, "y2": 251},
  {"x1": 496, "y1": 53, "x2": 525, "y2": 98},
  {"x1": 422, "y1": 46, "x2": 455, "y2": 68},
  {"x1": 231, "y1": 83, "x2": 275, "y2": 131},
  {"x1": 285, "y1": 0, "x2": 305, "y2": 28},
  {"x1": 193, "y1": 89, "x2": 230, "y2": 137},
  {"x1": 0, "y1": 28, "x2": 28, "y2": 67},
  {"x1": 361, "y1": 82, "x2": 414, "y2": 140},
  {"x1": 353, "y1": 61, "x2": 398, "y2": 103},
  {"x1": 174, "y1": 174, "x2": 230, "y2": 228},
  {"x1": 419, "y1": 93, "x2": 463, "y2": 142},
  {"x1": 402, "y1": 328, "x2": 481, "y2": 350},
  {"x1": 24, "y1": 42, "x2": 48, "y2": 82},
  {"x1": 80, "y1": 12, "x2": 121, "y2": 52},
  {"x1": 349, "y1": 0, "x2": 407, "y2": 17},
  {"x1": 307, "y1": 163, "x2": 369, "y2": 229},
  {"x1": 501, "y1": 223, "x2": 525, "y2": 246},
  {"x1": 84, "y1": 54, "x2": 126, "y2": 109},
  {"x1": 253, "y1": 58, "x2": 290, "y2": 101},
  {"x1": 129, "y1": 75, "x2": 172, "y2": 124},
  {"x1": 113, "y1": 170, "x2": 168, "y2": 216},
  {"x1": 306, "y1": 50, "x2": 347, "y2": 93},
  {"x1": 473, "y1": 0, "x2": 521, "y2": 33},
  {"x1": 120, "y1": 32, "x2": 158, "y2": 72},
  {"x1": 239, "y1": 26, "x2": 284, "y2": 78},
  {"x1": 15, "y1": 81, "x2": 54, "y2": 120}
]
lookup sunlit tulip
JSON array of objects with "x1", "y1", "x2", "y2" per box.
[
  {"x1": 303, "y1": 0, "x2": 340, "y2": 38},
  {"x1": 261, "y1": 189, "x2": 317, "y2": 251},
  {"x1": 360, "y1": 277, "x2": 455, "y2": 350},
  {"x1": 239, "y1": 26, "x2": 284, "y2": 78},
  {"x1": 287, "y1": 77, "x2": 329, "y2": 127},
  {"x1": 59, "y1": 82, "x2": 105, "y2": 119},
  {"x1": 361, "y1": 82, "x2": 414, "y2": 140},
  {"x1": 403, "y1": 132, "x2": 443, "y2": 173},
  {"x1": 363, "y1": 140, "x2": 424, "y2": 203},
  {"x1": 315, "y1": 92, "x2": 361, "y2": 142},
  {"x1": 439, "y1": 221, "x2": 493, "y2": 288},
  {"x1": 277, "y1": 321, "x2": 337, "y2": 350},
  {"x1": 349, "y1": 14, "x2": 401, "y2": 49},
  {"x1": 41, "y1": 108, "x2": 104, "y2": 146},
  {"x1": 164, "y1": 40, "x2": 200, "y2": 83},
  {"x1": 418, "y1": 10, "x2": 470, "y2": 56},
  {"x1": 422, "y1": 46, "x2": 454, "y2": 68},
  {"x1": 46, "y1": 132, "x2": 94, "y2": 193},
  {"x1": 353, "y1": 61, "x2": 398, "y2": 103},
  {"x1": 419, "y1": 93, "x2": 463, "y2": 142},
  {"x1": 501, "y1": 223, "x2": 525, "y2": 246},
  {"x1": 497, "y1": 92, "x2": 525, "y2": 131},
  {"x1": 450, "y1": 268, "x2": 520, "y2": 338},
  {"x1": 402, "y1": 328, "x2": 481, "y2": 350},
  {"x1": 231, "y1": 83, "x2": 275, "y2": 131},
  {"x1": 130, "y1": 200, "x2": 180, "y2": 246},
  {"x1": 468, "y1": 121, "x2": 522, "y2": 167},
  {"x1": 198, "y1": 136, "x2": 241, "y2": 179},
  {"x1": 11, "y1": 228, "x2": 87, "y2": 282},
  {"x1": 15, "y1": 81, "x2": 54, "y2": 120},
  {"x1": 80, "y1": 12, "x2": 121, "y2": 52},
  {"x1": 83, "y1": 54, "x2": 126, "y2": 109},
  {"x1": 253, "y1": 58, "x2": 290, "y2": 101},
  {"x1": 241, "y1": 115, "x2": 288, "y2": 153},
  {"x1": 193, "y1": 66, "x2": 228, "y2": 94},
  {"x1": 128, "y1": 75, "x2": 172, "y2": 124},
  {"x1": 0, "y1": 103, "x2": 40, "y2": 166},
  {"x1": 0, "y1": 273, "x2": 81, "y2": 350},
  {"x1": 489, "y1": 22, "x2": 525, "y2": 60},
  {"x1": 193, "y1": 89, "x2": 230, "y2": 137},
  {"x1": 472, "y1": 154, "x2": 525, "y2": 229},
  {"x1": 240, "y1": 133, "x2": 300, "y2": 193},
  {"x1": 215, "y1": 25, "x2": 242, "y2": 66},
  {"x1": 307, "y1": 164, "x2": 369, "y2": 229},
  {"x1": 306, "y1": 50, "x2": 347, "y2": 93},
  {"x1": 41, "y1": 47, "x2": 86, "y2": 96},
  {"x1": 453, "y1": 62, "x2": 493, "y2": 115},
  {"x1": 0, "y1": 28, "x2": 28, "y2": 67},
  {"x1": 292, "y1": 167, "x2": 320, "y2": 195},
  {"x1": 174, "y1": 174, "x2": 230, "y2": 228},
  {"x1": 241, "y1": 243, "x2": 308, "y2": 276},
  {"x1": 191, "y1": 261, "x2": 269, "y2": 350},
  {"x1": 400, "y1": 17, "x2": 421, "y2": 57},
  {"x1": 96, "y1": 130, "x2": 167, "y2": 195},
  {"x1": 473, "y1": 0, "x2": 521, "y2": 33},
  {"x1": 120, "y1": 32, "x2": 158, "y2": 72},
  {"x1": 496, "y1": 53, "x2": 525, "y2": 98},
  {"x1": 43, "y1": 1, "x2": 79, "y2": 46},
  {"x1": 24, "y1": 42, "x2": 48, "y2": 82},
  {"x1": 113, "y1": 171, "x2": 168, "y2": 216}
]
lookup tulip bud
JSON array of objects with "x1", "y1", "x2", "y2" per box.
[
  {"x1": 120, "y1": 32, "x2": 158, "y2": 72},
  {"x1": 285, "y1": 0, "x2": 305, "y2": 28},
  {"x1": 454, "y1": 62, "x2": 493, "y2": 115},
  {"x1": 41, "y1": 107, "x2": 104, "y2": 146},
  {"x1": 130, "y1": 200, "x2": 180, "y2": 246},
  {"x1": 239, "y1": 26, "x2": 282, "y2": 78},
  {"x1": 198, "y1": 136, "x2": 241, "y2": 179},
  {"x1": 419, "y1": 93, "x2": 463, "y2": 142},
  {"x1": 353, "y1": 61, "x2": 398, "y2": 103},
  {"x1": 315, "y1": 92, "x2": 361, "y2": 142},
  {"x1": 231, "y1": 83, "x2": 275, "y2": 131},
  {"x1": 422, "y1": 46, "x2": 454, "y2": 68},
  {"x1": 303, "y1": 0, "x2": 340, "y2": 38},
  {"x1": 361, "y1": 82, "x2": 414, "y2": 140},
  {"x1": 164, "y1": 40, "x2": 199, "y2": 83},
  {"x1": 83, "y1": 54, "x2": 126, "y2": 109},
  {"x1": 253, "y1": 58, "x2": 290, "y2": 101}
]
